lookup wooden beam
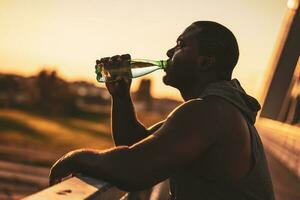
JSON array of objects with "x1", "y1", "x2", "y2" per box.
[{"x1": 23, "y1": 175, "x2": 126, "y2": 200}]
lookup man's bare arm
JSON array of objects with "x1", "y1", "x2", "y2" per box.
[
  {"x1": 111, "y1": 93, "x2": 164, "y2": 146},
  {"x1": 50, "y1": 99, "x2": 218, "y2": 191},
  {"x1": 102, "y1": 55, "x2": 164, "y2": 146}
]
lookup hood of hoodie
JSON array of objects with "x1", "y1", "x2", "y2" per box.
[{"x1": 199, "y1": 79, "x2": 261, "y2": 125}]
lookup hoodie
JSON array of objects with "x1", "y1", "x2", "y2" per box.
[
  {"x1": 169, "y1": 79, "x2": 274, "y2": 200},
  {"x1": 199, "y1": 79, "x2": 261, "y2": 125}
]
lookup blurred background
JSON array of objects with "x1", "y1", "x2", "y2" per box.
[{"x1": 0, "y1": 0, "x2": 299, "y2": 199}]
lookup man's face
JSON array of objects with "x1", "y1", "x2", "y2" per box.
[{"x1": 163, "y1": 25, "x2": 203, "y2": 89}]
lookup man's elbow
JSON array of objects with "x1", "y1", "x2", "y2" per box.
[
  {"x1": 114, "y1": 169, "x2": 167, "y2": 192},
  {"x1": 114, "y1": 177, "x2": 156, "y2": 192},
  {"x1": 104, "y1": 146, "x2": 164, "y2": 192},
  {"x1": 111, "y1": 162, "x2": 158, "y2": 191}
]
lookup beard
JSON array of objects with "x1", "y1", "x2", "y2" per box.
[
  {"x1": 163, "y1": 66, "x2": 199, "y2": 94},
  {"x1": 162, "y1": 74, "x2": 170, "y2": 85},
  {"x1": 162, "y1": 73, "x2": 176, "y2": 87},
  {"x1": 163, "y1": 72, "x2": 189, "y2": 90},
  {"x1": 162, "y1": 63, "x2": 180, "y2": 87},
  {"x1": 163, "y1": 58, "x2": 198, "y2": 90}
]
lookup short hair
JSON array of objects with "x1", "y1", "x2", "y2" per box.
[{"x1": 191, "y1": 21, "x2": 239, "y2": 80}]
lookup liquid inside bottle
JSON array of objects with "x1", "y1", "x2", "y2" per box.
[{"x1": 95, "y1": 59, "x2": 167, "y2": 83}]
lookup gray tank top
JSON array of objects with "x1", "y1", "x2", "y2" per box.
[{"x1": 169, "y1": 122, "x2": 275, "y2": 200}]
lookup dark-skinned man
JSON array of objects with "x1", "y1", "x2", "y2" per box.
[{"x1": 49, "y1": 21, "x2": 275, "y2": 199}]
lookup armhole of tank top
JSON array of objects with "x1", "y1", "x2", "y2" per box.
[{"x1": 245, "y1": 121, "x2": 260, "y2": 173}]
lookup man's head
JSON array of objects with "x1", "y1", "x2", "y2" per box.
[{"x1": 163, "y1": 21, "x2": 239, "y2": 91}]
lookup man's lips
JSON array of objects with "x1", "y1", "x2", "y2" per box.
[{"x1": 164, "y1": 60, "x2": 171, "y2": 72}]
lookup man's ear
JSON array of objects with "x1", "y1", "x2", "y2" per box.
[{"x1": 197, "y1": 55, "x2": 216, "y2": 71}]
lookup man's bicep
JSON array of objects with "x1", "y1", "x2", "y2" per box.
[
  {"x1": 152, "y1": 101, "x2": 217, "y2": 164},
  {"x1": 127, "y1": 101, "x2": 218, "y2": 183},
  {"x1": 147, "y1": 120, "x2": 165, "y2": 134}
]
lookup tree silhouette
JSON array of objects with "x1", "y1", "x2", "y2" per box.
[{"x1": 34, "y1": 70, "x2": 77, "y2": 115}]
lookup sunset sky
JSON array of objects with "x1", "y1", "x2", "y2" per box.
[{"x1": 0, "y1": 0, "x2": 290, "y2": 100}]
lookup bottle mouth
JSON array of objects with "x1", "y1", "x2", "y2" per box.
[
  {"x1": 161, "y1": 60, "x2": 168, "y2": 69},
  {"x1": 163, "y1": 60, "x2": 170, "y2": 72}
]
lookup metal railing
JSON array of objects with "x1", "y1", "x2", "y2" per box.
[
  {"x1": 257, "y1": 118, "x2": 300, "y2": 178},
  {"x1": 23, "y1": 175, "x2": 126, "y2": 200}
]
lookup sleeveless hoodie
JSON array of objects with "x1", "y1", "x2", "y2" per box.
[{"x1": 169, "y1": 79, "x2": 275, "y2": 200}]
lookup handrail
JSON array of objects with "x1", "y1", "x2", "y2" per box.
[
  {"x1": 257, "y1": 118, "x2": 300, "y2": 178},
  {"x1": 22, "y1": 175, "x2": 126, "y2": 200}
]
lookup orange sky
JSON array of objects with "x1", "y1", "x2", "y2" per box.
[{"x1": 0, "y1": 0, "x2": 289, "y2": 100}]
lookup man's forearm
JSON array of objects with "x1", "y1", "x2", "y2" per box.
[
  {"x1": 71, "y1": 147, "x2": 151, "y2": 191},
  {"x1": 112, "y1": 95, "x2": 149, "y2": 146}
]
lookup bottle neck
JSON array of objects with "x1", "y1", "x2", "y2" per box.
[
  {"x1": 159, "y1": 60, "x2": 167, "y2": 69},
  {"x1": 130, "y1": 59, "x2": 167, "y2": 69}
]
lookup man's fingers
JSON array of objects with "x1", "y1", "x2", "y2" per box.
[
  {"x1": 120, "y1": 54, "x2": 131, "y2": 67},
  {"x1": 49, "y1": 164, "x2": 63, "y2": 186},
  {"x1": 48, "y1": 158, "x2": 73, "y2": 186},
  {"x1": 100, "y1": 57, "x2": 110, "y2": 63},
  {"x1": 49, "y1": 169, "x2": 61, "y2": 186},
  {"x1": 112, "y1": 54, "x2": 130, "y2": 61},
  {"x1": 98, "y1": 54, "x2": 131, "y2": 69},
  {"x1": 49, "y1": 176, "x2": 61, "y2": 186},
  {"x1": 110, "y1": 55, "x2": 120, "y2": 61},
  {"x1": 49, "y1": 169, "x2": 69, "y2": 186},
  {"x1": 121, "y1": 54, "x2": 131, "y2": 60},
  {"x1": 109, "y1": 55, "x2": 122, "y2": 67}
]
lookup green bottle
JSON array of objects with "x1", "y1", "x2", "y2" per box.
[{"x1": 95, "y1": 59, "x2": 167, "y2": 83}]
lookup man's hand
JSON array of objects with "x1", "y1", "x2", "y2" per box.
[
  {"x1": 97, "y1": 54, "x2": 132, "y2": 98},
  {"x1": 49, "y1": 152, "x2": 77, "y2": 186}
]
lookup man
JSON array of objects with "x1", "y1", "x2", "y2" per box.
[{"x1": 49, "y1": 21, "x2": 274, "y2": 199}]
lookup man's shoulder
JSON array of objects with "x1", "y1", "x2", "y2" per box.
[
  {"x1": 165, "y1": 96, "x2": 246, "y2": 134},
  {"x1": 163, "y1": 97, "x2": 225, "y2": 136},
  {"x1": 168, "y1": 96, "x2": 225, "y2": 117}
]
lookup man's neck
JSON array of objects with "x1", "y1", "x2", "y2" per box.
[
  {"x1": 179, "y1": 84, "x2": 208, "y2": 101},
  {"x1": 180, "y1": 79, "x2": 222, "y2": 101}
]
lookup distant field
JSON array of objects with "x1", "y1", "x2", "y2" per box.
[
  {"x1": 0, "y1": 109, "x2": 114, "y2": 155},
  {"x1": 0, "y1": 108, "x2": 165, "y2": 153},
  {"x1": 0, "y1": 108, "x2": 166, "y2": 198},
  {"x1": 0, "y1": 108, "x2": 114, "y2": 198},
  {"x1": 0, "y1": 108, "x2": 166, "y2": 167}
]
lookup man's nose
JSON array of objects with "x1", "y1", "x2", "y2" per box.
[{"x1": 166, "y1": 47, "x2": 175, "y2": 58}]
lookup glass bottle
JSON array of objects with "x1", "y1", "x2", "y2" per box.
[{"x1": 95, "y1": 59, "x2": 167, "y2": 83}]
